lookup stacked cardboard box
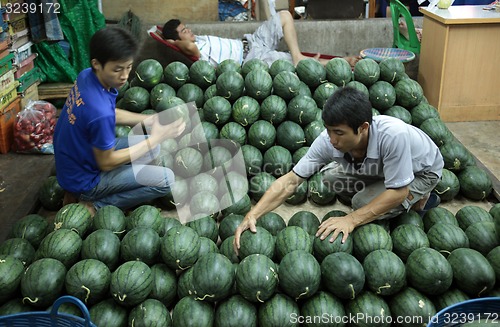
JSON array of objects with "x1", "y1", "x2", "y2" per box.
[{"x1": 0, "y1": 0, "x2": 40, "y2": 153}]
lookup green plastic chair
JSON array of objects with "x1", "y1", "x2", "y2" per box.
[{"x1": 390, "y1": 0, "x2": 421, "y2": 54}]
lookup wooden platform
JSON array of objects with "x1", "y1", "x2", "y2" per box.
[{"x1": 38, "y1": 83, "x2": 73, "y2": 100}]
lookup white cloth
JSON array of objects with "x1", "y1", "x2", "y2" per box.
[{"x1": 195, "y1": 35, "x2": 245, "y2": 66}]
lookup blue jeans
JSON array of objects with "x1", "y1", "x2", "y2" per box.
[{"x1": 79, "y1": 136, "x2": 174, "y2": 210}]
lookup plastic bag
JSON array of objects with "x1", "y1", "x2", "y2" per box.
[{"x1": 13, "y1": 100, "x2": 57, "y2": 154}]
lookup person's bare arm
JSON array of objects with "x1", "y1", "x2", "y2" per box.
[
  {"x1": 93, "y1": 116, "x2": 185, "y2": 171},
  {"x1": 167, "y1": 39, "x2": 200, "y2": 58},
  {"x1": 115, "y1": 108, "x2": 149, "y2": 126},
  {"x1": 234, "y1": 171, "x2": 305, "y2": 251},
  {"x1": 316, "y1": 186, "x2": 409, "y2": 243}
]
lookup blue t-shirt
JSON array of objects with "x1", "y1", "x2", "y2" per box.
[{"x1": 54, "y1": 68, "x2": 118, "y2": 194}]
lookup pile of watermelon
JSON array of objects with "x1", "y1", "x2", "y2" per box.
[
  {"x1": 1, "y1": 57, "x2": 498, "y2": 326},
  {"x1": 116, "y1": 56, "x2": 493, "y2": 207},
  {"x1": 0, "y1": 200, "x2": 499, "y2": 326}
]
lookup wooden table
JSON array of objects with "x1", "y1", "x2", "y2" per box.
[{"x1": 418, "y1": 6, "x2": 500, "y2": 122}]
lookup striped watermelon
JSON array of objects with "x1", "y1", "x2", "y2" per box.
[
  {"x1": 275, "y1": 226, "x2": 312, "y2": 261},
  {"x1": 241, "y1": 144, "x2": 265, "y2": 175},
  {"x1": 92, "y1": 205, "x2": 127, "y2": 238},
  {"x1": 35, "y1": 229, "x2": 82, "y2": 268},
  {"x1": 236, "y1": 253, "x2": 278, "y2": 303},
  {"x1": 189, "y1": 59, "x2": 216, "y2": 90},
  {"x1": 255, "y1": 212, "x2": 286, "y2": 236},
  {"x1": 232, "y1": 96, "x2": 260, "y2": 127},
  {"x1": 202, "y1": 96, "x2": 232, "y2": 126},
  {"x1": 258, "y1": 293, "x2": 300, "y2": 327},
  {"x1": 352, "y1": 223, "x2": 393, "y2": 261},
  {"x1": 172, "y1": 296, "x2": 214, "y2": 326},
  {"x1": 120, "y1": 227, "x2": 161, "y2": 265},
  {"x1": 110, "y1": 261, "x2": 153, "y2": 307},
  {"x1": 263, "y1": 145, "x2": 293, "y2": 177},
  {"x1": 89, "y1": 298, "x2": 128, "y2": 327},
  {"x1": 260, "y1": 95, "x2": 287, "y2": 125},
  {"x1": 363, "y1": 249, "x2": 406, "y2": 296},
  {"x1": 345, "y1": 291, "x2": 391, "y2": 326},
  {"x1": 313, "y1": 82, "x2": 338, "y2": 109},
  {"x1": 0, "y1": 255, "x2": 24, "y2": 303},
  {"x1": 326, "y1": 57, "x2": 352, "y2": 87},
  {"x1": 216, "y1": 71, "x2": 244, "y2": 102},
  {"x1": 272, "y1": 71, "x2": 301, "y2": 101},
  {"x1": 389, "y1": 287, "x2": 436, "y2": 326},
  {"x1": 192, "y1": 253, "x2": 235, "y2": 302},
  {"x1": 160, "y1": 225, "x2": 201, "y2": 270},
  {"x1": 287, "y1": 95, "x2": 318, "y2": 126},
  {"x1": 81, "y1": 229, "x2": 121, "y2": 271},
  {"x1": 149, "y1": 263, "x2": 178, "y2": 307},
  {"x1": 278, "y1": 250, "x2": 321, "y2": 300},
  {"x1": 296, "y1": 58, "x2": 327, "y2": 89},
  {"x1": 427, "y1": 223, "x2": 470, "y2": 254},
  {"x1": 276, "y1": 121, "x2": 307, "y2": 152},
  {"x1": 53, "y1": 203, "x2": 92, "y2": 237},
  {"x1": 214, "y1": 295, "x2": 257, "y2": 327},
  {"x1": 9, "y1": 214, "x2": 49, "y2": 249},
  {"x1": 127, "y1": 298, "x2": 171, "y2": 327},
  {"x1": 244, "y1": 69, "x2": 273, "y2": 101},
  {"x1": 406, "y1": 247, "x2": 453, "y2": 295},
  {"x1": 391, "y1": 224, "x2": 429, "y2": 261},
  {"x1": 238, "y1": 227, "x2": 275, "y2": 260},
  {"x1": 65, "y1": 258, "x2": 111, "y2": 305}
]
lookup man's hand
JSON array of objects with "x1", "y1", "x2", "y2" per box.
[
  {"x1": 233, "y1": 217, "x2": 258, "y2": 255},
  {"x1": 316, "y1": 215, "x2": 356, "y2": 244},
  {"x1": 151, "y1": 116, "x2": 186, "y2": 141}
]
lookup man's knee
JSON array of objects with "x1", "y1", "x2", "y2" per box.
[{"x1": 278, "y1": 10, "x2": 293, "y2": 24}]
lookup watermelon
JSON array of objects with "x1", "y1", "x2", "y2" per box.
[
  {"x1": 221, "y1": 171, "x2": 249, "y2": 198},
  {"x1": 255, "y1": 212, "x2": 286, "y2": 236},
  {"x1": 384, "y1": 105, "x2": 412, "y2": 124},
  {"x1": 379, "y1": 57, "x2": 406, "y2": 84},
  {"x1": 486, "y1": 246, "x2": 500, "y2": 282},
  {"x1": 53, "y1": 203, "x2": 92, "y2": 236},
  {"x1": 439, "y1": 140, "x2": 475, "y2": 172},
  {"x1": 35, "y1": 229, "x2": 82, "y2": 268},
  {"x1": 216, "y1": 71, "x2": 245, "y2": 102},
  {"x1": 272, "y1": 71, "x2": 301, "y2": 101},
  {"x1": 242, "y1": 58, "x2": 268, "y2": 76},
  {"x1": 160, "y1": 225, "x2": 201, "y2": 270},
  {"x1": 220, "y1": 122, "x2": 247, "y2": 146},
  {"x1": 238, "y1": 227, "x2": 275, "y2": 260},
  {"x1": 297, "y1": 80, "x2": 313, "y2": 97},
  {"x1": 465, "y1": 221, "x2": 498, "y2": 255},
  {"x1": 176, "y1": 82, "x2": 204, "y2": 108},
  {"x1": 20, "y1": 258, "x2": 67, "y2": 308},
  {"x1": 188, "y1": 192, "x2": 220, "y2": 219},
  {"x1": 110, "y1": 261, "x2": 153, "y2": 307},
  {"x1": 232, "y1": 95, "x2": 260, "y2": 127},
  {"x1": 427, "y1": 222, "x2": 470, "y2": 254},
  {"x1": 202, "y1": 144, "x2": 233, "y2": 172},
  {"x1": 186, "y1": 214, "x2": 219, "y2": 242},
  {"x1": 127, "y1": 204, "x2": 164, "y2": 233},
  {"x1": 214, "y1": 295, "x2": 257, "y2": 327},
  {"x1": 0, "y1": 255, "x2": 24, "y2": 303},
  {"x1": 244, "y1": 122, "x2": 274, "y2": 154},
  {"x1": 308, "y1": 171, "x2": 336, "y2": 205},
  {"x1": 9, "y1": 214, "x2": 49, "y2": 249},
  {"x1": 189, "y1": 59, "x2": 216, "y2": 89},
  {"x1": 405, "y1": 247, "x2": 453, "y2": 295},
  {"x1": 313, "y1": 230, "x2": 353, "y2": 263},
  {"x1": 292, "y1": 147, "x2": 310, "y2": 165},
  {"x1": 287, "y1": 95, "x2": 318, "y2": 126},
  {"x1": 128, "y1": 298, "x2": 171, "y2": 327},
  {"x1": 219, "y1": 236, "x2": 240, "y2": 264},
  {"x1": 344, "y1": 291, "x2": 391, "y2": 327},
  {"x1": 432, "y1": 288, "x2": 470, "y2": 312},
  {"x1": 389, "y1": 287, "x2": 436, "y2": 327},
  {"x1": 275, "y1": 226, "x2": 312, "y2": 261},
  {"x1": 423, "y1": 207, "x2": 458, "y2": 232},
  {"x1": 258, "y1": 293, "x2": 300, "y2": 327},
  {"x1": 286, "y1": 180, "x2": 308, "y2": 205},
  {"x1": 202, "y1": 96, "x2": 232, "y2": 126},
  {"x1": 394, "y1": 78, "x2": 424, "y2": 108},
  {"x1": 120, "y1": 227, "x2": 160, "y2": 265},
  {"x1": 263, "y1": 145, "x2": 293, "y2": 177},
  {"x1": 456, "y1": 205, "x2": 493, "y2": 230},
  {"x1": 363, "y1": 249, "x2": 406, "y2": 296},
  {"x1": 296, "y1": 58, "x2": 327, "y2": 88},
  {"x1": 220, "y1": 193, "x2": 252, "y2": 217},
  {"x1": 249, "y1": 172, "x2": 276, "y2": 202},
  {"x1": 269, "y1": 58, "x2": 295, "y2": 79},
  {"x1": 134, "y1": 59, "x2": 163, "y2": 89},
  {"x1": 189, "y1": 173, "x2": 219, "y2": 195},
  {"x1": 241, "y1": 144, "x2": 264, "y2": 176},
  {"x1": 288, "y1": 211, "x2": 320, "y2": 235},
  {"x1": 204, "y1": 84, "x2": 218, "y2": 102},
  {"x1": 117, "y1": 80, "x2": 129, "y2": 99},
  {"x1": 150, "y1": 83, "x2": 176, "y2": 109},
  {"x1": 352, "y1": 223, "x2": 393, "y2": 261},
  {"x1": 198, "y1": 237, "x2": 219, "y2": 257},
  {"x1": 172, "y1": 296, "x2": 214, "y2": 326},
  {"x1": 447, "y1": 248, "x2": 496, "y2": 297},
  {"x1": 121, "y1": 86, "x2": 150, "y2": 113},
  {"x1": 176, "y1": 268, "x2": 196, "y2": 299},
  {"x1": 299, "y1": 291, "x2": 346, "y2": 327},
  {"x1": 390, "y1": 210, "x2": 424, "y2": 230},
  {"x1": 81, "y1": 229, "x2": 121, "y2": 271},
  {"x1": 369, "y1": 81, "x2": 396, "y2": 111},
  {"x1": 457, "y1": 166, "x2": 493, "y2": 201},
  {"x1": 89, "y1": 298, "x2": 128, "y2": 327},
  {"x1": 192, "y1": 253, "x2": 234, "y2": 302},
  {"x1": 236, "y1": 253, "x2": 278, "y2": 303},
  {"x1": 276, "y1": 121, "x2": 307, "y2": 152},
  {"x1": 346, "y1": 80, "x2": 369, "y2": 96},
  {"x1": 420, "y1": 117, "x2": 454, "y2": 146},
  {"x1": 149, "y1": 263, "x2": 177, "y2": 307},
  {"x1": 155, "y1": 96, "x2": 189, "y2": 125},
  {"x1": 353, "y1": 58, "x2": 380, "y2": 87},
  {"x1": 38, "y1": 175, "x2": 64, "y2": 211},
  {"x1": 326, "y1": 57, "x2": 352, "y2": 87},
  {"x1": 174, "y1": 147, "x2": 203, "y2": 178},
  {"x1": 244, "y1": 69, "x2": 273, "y2": 101},
  {"x1": 391, "y1": 224, "x2": 430, "y2": 261},
  {"x1": 433, "y1": 168, "x2": 460, "y2": 201},
  {"x1": 410, "y1": 102, "x2": 440, "y2": 127},
  {"x1": 260, "y1": 95, "x2": 287, "y2": 125},
  {"x1": 313, "y1": 82, "x2": 338, "y2": 109},
  {"x1": 279, "y1": 250, "x2": 321, "y2": 300},
  {"x1": 216, "y1": 58, "x2": 242, "y2": 76},
  {"x1": 219, "y1": 214, "x2": 245, "y2": 241},
  {"x1": 65, "y1": 258, "x2": 111, "y2": 305}
]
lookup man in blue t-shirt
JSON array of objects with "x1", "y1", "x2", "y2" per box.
[
  {"x1": 54, "y1": 27, "x2": 186, "y2": 215},
  {"x1": 234, "y1": 87, "x2": 444, "y2": 249}
]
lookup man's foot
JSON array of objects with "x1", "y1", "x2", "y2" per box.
[{"x1": 79, "y1": 201, "x2": 96, "y2": 217}]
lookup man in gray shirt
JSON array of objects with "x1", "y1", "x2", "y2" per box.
[{"x1": 234, "y1": 87, "x2": 444, "y2": 249}]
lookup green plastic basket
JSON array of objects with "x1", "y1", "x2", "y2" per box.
[
  {"x1": 0, "y1": 296, "x2": 96, "y2": 327},
  {"x1": 427, "y1": 297, "x2": 500, "y2": 327}
]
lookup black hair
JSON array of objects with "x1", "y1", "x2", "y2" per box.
[
  {"x1": 89, "y1": 27, "x2": 138, "y2": 69},
  {"x1": 322, "y1": 86, "x2": 373, "y2": 134},
  {"x1": 162, "y1": 19, "x2": 181, "y2": 40}
]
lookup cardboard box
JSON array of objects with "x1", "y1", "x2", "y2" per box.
[
  {"x1": 19, "y1": 81, "x2": 38, "y2": 109},
  {"x1": 0, "y1": 52, "x2": 14, "y2": 76},
  {"x1": 16, "y1": 67, "x2": 41, "y2": 93},
  {"x1": 0, "y1": 86, "x2": 17, "y2": 111},
  {"x1": 9, "y1": 16, "x2": 28, "y2": 33},
  {"x1": 0, "y1": 69, "x2": 16, "y2": 98},
  {"x1": 13, "y1": 52, "x2": 36, "y2": 78},
  {"x1": 11, "y1": 40, "x2": 32, "y2": 65},
  {"x1": 0, "y1": 96, "x2": 21, "y2": 154}
]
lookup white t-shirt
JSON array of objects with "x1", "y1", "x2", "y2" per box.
[{"x1": 195, "y1": 35, "x2": 244, "y2": 66}]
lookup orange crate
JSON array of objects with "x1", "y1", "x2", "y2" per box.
[{"x1": 0, "y1": 96, "x2": 21, "y2": 154}]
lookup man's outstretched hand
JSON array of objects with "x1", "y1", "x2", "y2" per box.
[
  {"x1": 316, "y1": 215, "x2": 356, "y2": 244},
  {"x1": 233, "y1": 217, "x2": 258, "y2": 255}
]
